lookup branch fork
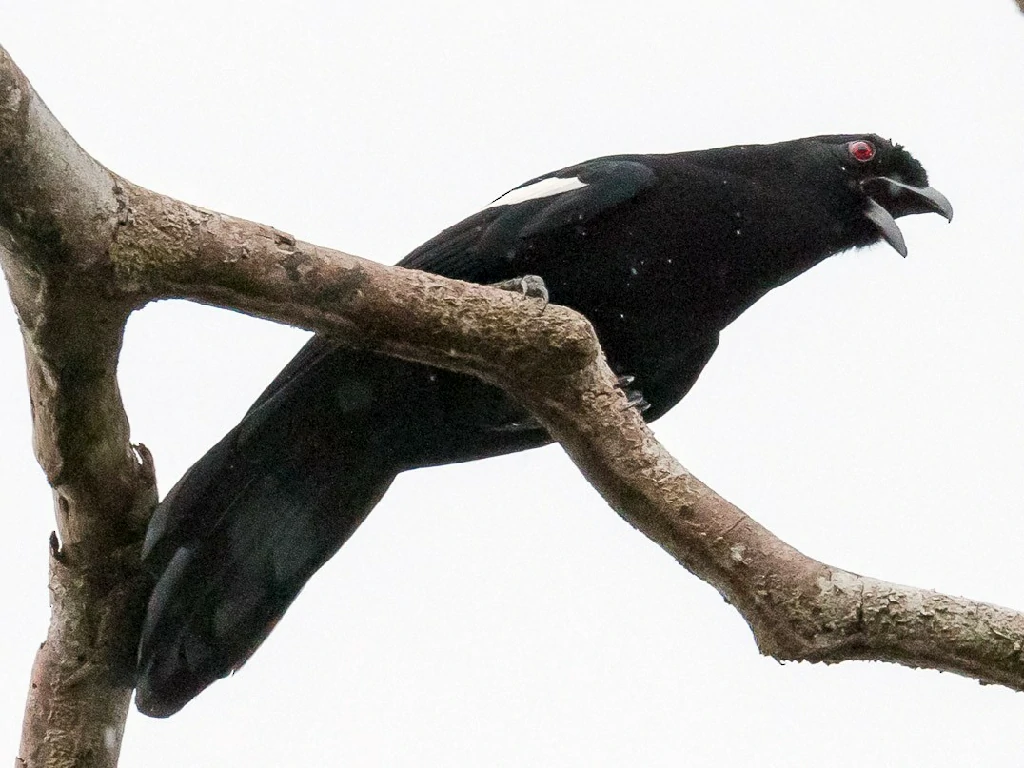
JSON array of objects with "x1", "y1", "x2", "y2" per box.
[{"x1": 2, "y1": 44, "x2": 1021, "y2": 768}]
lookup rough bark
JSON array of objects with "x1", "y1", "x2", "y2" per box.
[
  {"x1": 2, "y1": 42, "x2": 1024, "y2": 767},
  {"x1": 0, "y1": 47, "x2": 158, "y2": 768}
]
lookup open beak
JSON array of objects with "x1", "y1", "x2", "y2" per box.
[{"x1": 861, "y1": 178, "x2": 954, "y2": 258}]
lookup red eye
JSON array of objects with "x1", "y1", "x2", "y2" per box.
[{"x1": 848, "y1": 140, "x2": 875, "y2": 162}]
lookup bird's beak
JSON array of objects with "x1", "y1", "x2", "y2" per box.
[{"x1": 861, "y1": 177, "x2": 954, "y2": 258}]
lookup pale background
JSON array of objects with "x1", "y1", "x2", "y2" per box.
[{"x1": 2, "y1": 2, "x2": 1023, "y2": 765}]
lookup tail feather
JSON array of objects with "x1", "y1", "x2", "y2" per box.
[
  {"x1": 136, "y1": 430, "x2": 398, "y2": 716},
  {"x1": 136, "y1": 336, "x2": 549, "y2": 717},
  {"x1": 135, "y1": 338, "x2": 399, "y2": 717}
]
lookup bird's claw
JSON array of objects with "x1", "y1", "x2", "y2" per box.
[
  {"x1": 621, "y1": 390, "x2": 651, "y2": 413},
  {"x1": 492, "y1": 275, "x2": 549, "y2": 307},
  {"x1": 615, "y1": 374, "x2": 650, "y2": 413}
]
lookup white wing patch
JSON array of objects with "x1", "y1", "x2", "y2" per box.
[{"x1": 487, "y1": 176, "x2": 587, "y2": 208}]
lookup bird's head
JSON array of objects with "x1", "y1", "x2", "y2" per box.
[{"x1": 813, "y1": 134, "x2": 954, "y2": 256}]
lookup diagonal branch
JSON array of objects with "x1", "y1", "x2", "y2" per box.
[{"x1": 2, "y1": 42, "x2": 1023, "y2": 767}]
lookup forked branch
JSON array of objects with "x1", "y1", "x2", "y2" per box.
[{"x1": 2, "y1": 44, "x2": 1021, "y2": 768}]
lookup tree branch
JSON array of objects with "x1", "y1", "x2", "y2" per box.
[
  {"x1": 2, "y1": 42, "x2": 1023, "y2": 766},
  {"x1": 0, "y1": 47, "x2": 157, "y2": 768}
]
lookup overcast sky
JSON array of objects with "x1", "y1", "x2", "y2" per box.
[{"x1": 2, "y1": 2, "x2": 1024, "y2": 766}]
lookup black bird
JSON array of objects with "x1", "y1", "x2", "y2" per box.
[{"x1": 135, "y1": 134, "x2": 952, "y2": 717}]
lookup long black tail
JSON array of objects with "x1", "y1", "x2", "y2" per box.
[
  {"x1": 135, "y1": 335, "x2": 548, "y2": 717},
  {"x1": 135, "y1": 338, "x2": 404, "y2": 716}
]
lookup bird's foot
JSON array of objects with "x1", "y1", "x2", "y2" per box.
[
  {"x1": 616, "y1": 374, "x2": 650, "y2": 413},
  {"x1": 491, "y1": 275, "x2": 549, "y2": 307}
]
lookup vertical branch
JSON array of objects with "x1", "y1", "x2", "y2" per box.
[
  {"x1": 1, "y1": 48, "x2": 157, "y2": 767},
  {"x1": 8, "y1": 299, "x2": 157, "y2": 768}
]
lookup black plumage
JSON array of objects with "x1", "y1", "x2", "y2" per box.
[{"x1": 135, "y1": 134, "x2": 952, "y2": 717}]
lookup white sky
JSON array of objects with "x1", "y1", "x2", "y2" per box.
[{"x1": 2, "y1": 2, "x2": 1023, "y2": 765}]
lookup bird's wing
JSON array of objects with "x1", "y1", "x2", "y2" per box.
[
  {"x1": 247, "y1": 158, "x2": 658, "y2": 412},
  {"x1": 398, "y1": 157, "x2": 657, "y2": 282}
]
